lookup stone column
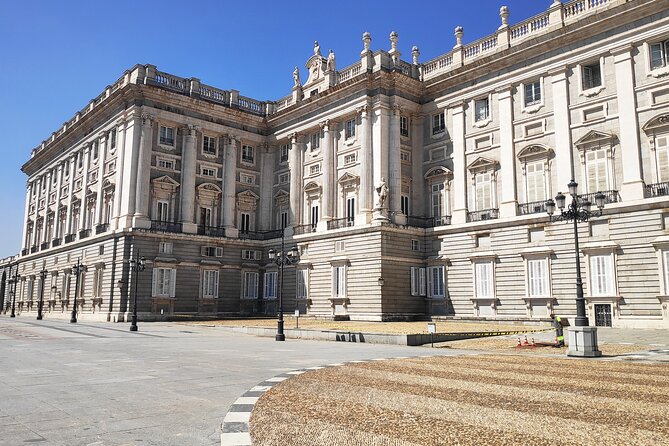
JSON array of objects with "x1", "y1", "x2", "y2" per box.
[
  {"x1": 372, "y1": 106, "x2": 390, "y2": 220},
  {"x1": 222, "y1": 136, "x2": 238, "y2": 238},
  {"x1": 451, "y1": 103, "x2": 468, "y2": 224},
  {"x1": 318, "y1": 120, "x2": 334, "y2": 230},
  {"x1": 113, "y1": 118, "x2": 128, "y2": 230},
  {"x1": 42, "y1": 170, "x2": 53, "y2": 244},
  {"x1": 64, "y1": 155, "x2": 76, "y2": 236},
  {"x1": 612, "y1": 45, "x2": 644, "y2": 200},
  {"x1": 259, "y1": 144, "x2": 274, "y2": 231},
  {"x1": 410, "y1": 114, "x2": 424, "y2": 216},
  {"x1": 357, "y1": 105, "x2": 373, "y2": 224},
  {"x1": 31, "y1": 177, "x2": 41, "y2": 246},
  {"x1": 78, "y1": 145, "x2": 91, "y2": 232},
  {"x1": 21, "y1": 182, "x2": 33, "y2": 252},
  {"x1": 498, "y1": 87, "x2": 517, "y2": 217},
  {"x1": 551, "y1": 68, "x2": 574, "y2": 193},
  {"x1": 180, "y1": 124, "x2": 198, "y2": 234},
  {"x1": 94, "y1": 132, "x2": 108, "y2": 227},
  {"x1": 53, "y1": 163, "x2": 63, "y2": 240},
  {"x1": 132, "y1": 113, "x2": 153, "y2": 229},
  {"x1": 389, "y1": 104, "x2": 404, "y2": 224},
  {"x1": 289, "y1": 133, "x2": 303, "y2": 227}
]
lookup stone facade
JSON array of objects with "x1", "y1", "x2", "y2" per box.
[{"x1": 2, "y1": 0, "x2": 669, "y2": 328}]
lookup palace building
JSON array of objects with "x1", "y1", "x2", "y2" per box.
[{"x1": 2, "y1": 0, "x2": 669, "y2": 328}]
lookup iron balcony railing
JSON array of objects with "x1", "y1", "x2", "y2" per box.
[
  {"x1": 645, "y1": 182, "x2": 669, "y2": 198},
  {"x1": 239, "y1": 229, "x2": 283, "y2": 240},
  {"x1": 21, "y1": 248, "x2": 29, "y2": 256},
  {"x1": 197, "y1": 225, "x2": 226, "y2": 237},
  {"x1": 30, "y1": 246, "x2": 38, "y2": 254},
  {"x1": 64, "y1": 234, "x2": 76, "y2": 243},
  {"x1": 405, "y1": 215, "x2": 452, "y2": 228},
  {"x1": 467, "y1": 208, "x2": 500, "y2": 222},
  {"x1": 95, "y1": 223, "x2": 109, "y2": 234},
  {"x1": 51, "y1": 238, "x2": 61, "y2": 247},
  {"x1": 40, "y1": 242, "x2": 49, "y2": 251},
  {"x1": 518, "y1": 200, "x2": 547, "y2": 215},
  {"x1": 79, "y1": 229, "x2": 91, "y2": 239},
  {"x1": 293, "y1": 224, "x2": 316, "y2": 235},
  {"x1": 150, "y1": 220, "x2": 183, "y2": 233},
  {"x1": 327, "y1": 218, "x2": 354, "y2": 230},
  {"x1": 580, "y1": 190, "x2": 619, "y2": 205}
]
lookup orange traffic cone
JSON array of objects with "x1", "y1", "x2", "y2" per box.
[
  {"x1": 523, "y1": 336, "x2": 529, "y2": 345},
  {"x1": 531, "y1": 337, "x2": 536, "y2": 347},
  {"x1": 516, "y1": 337, "x2": 522, "y2": 347}
]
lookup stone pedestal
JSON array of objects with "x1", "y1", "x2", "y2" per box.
[
  {"x1": 372, "y1": 208, "x2": 389, "y2": 221},
  {"x1": 181, "y1": 222, "x2": 198, "y2": 234},
  {"x1": 567, "y1": 326, "x2": 602, "y2": 357}
]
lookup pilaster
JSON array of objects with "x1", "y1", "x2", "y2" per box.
[
  {"x1": 320, "y1": 120, "x2": 334, "y2": 226},
  {"x1": 42, "y1": 170, "x2": 53, "y2": 243},
  {"x1": 180, "y1": 124, "x2": 198, "y2": 234},
  {"x1": 94, "y1": 132, "x2": 107, "y2": 226},
  {"x1": 497, "y1": 87, "x2": 518, "y2": 217},
  {"x1": 53, "y1": 163, "x2": 63, "y2": 240},
  {"x1": 389, "y1": 104, "x2": 404, "y2": 224},
  {"x1": 31, "y1": 177, "x2": 41, "y2": 246},
  {"x1": 357, "y1": 105, "x2": 373, "y2": 224},
  {"x1": 112, "y1": 118, "x2": 127, "y2": 230},
  {"x1": 259, "y1": 144, "x2": 274, "y2": 231},
  {"x1": 21, "y1": 182, "x2": 32, "y2": 252},
  {"x1": 132, "y1": 113, "x2": 153, "y2": 229},
  {"x1": 222, "y1": 136, "x2": 238, "y2": 238},
  {"x1": 551, "y1": 68, "x2": 574, "y2": 193},
  {"x1": 451, "y1": 103, "x2": 468, "y2": 224},
  {"x1": 118, "y1": 114, "x2": 141, "y2": 229},
  {"x1": 78, "y1": 145, "x2": 91, "y2": 231},
  {"x1": 64, "y1": 155, "x2": 76, "y2": 235}
]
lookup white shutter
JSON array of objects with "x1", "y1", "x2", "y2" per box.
[
  {"x1": 476, "y1": 262, "x2": 492, "y2": 298},
  {"x1": 411, "y1": 267, "x2": 418, "y2": 296},
  {"x1": 657, "y1": 137, "x2": 669, "y2": 182},
  {"x1": 214, "y1": 271, "x2": 219, "y2": 298},
  {"x1": 590, "y1": 255, "x2": 612, "y2": 296},
  {"x1": 427, "y1": 267, "x2": 434, "y2": 297},
  {"x1": 419, "y1": 268, "x2": 426, "y2": 296},
  {"x1": 338, "y1": 266, "x2": 346, "y2": 297},
  {"x1": 169, "y1": 269, "x2": 176, "y2": 297},
  {"x1": 152, "y1": 268, "x2": 159, "y2": 296},
  {"x1": 664, "y1": 251, "x2": 669, "y2": 293}
]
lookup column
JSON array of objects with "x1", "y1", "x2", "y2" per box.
[
  {"x1": 318, "y1": 120, "x2": 334, "y2": 231},
  {"x1": 31, "y1": 177, "x2": 41, "y2": 246},
  {"x1": 551, "y1": 68, "x2": 575, "y2": 193},
  {"x1": 222, "y1": 136, "x2": 238, "y2": 238},
  {"x1": 357, "y1": 105, "x2": 373, "y2": 224},
  {"x1": 410, "y1": 114, "x2": 424, "y2": 216},
  {"x1": 289, "y1": 133, "x2": 303, "y2": 227},
  {"x1": 78, "y1": 145, "x2": 91, "y2": 232},
  {"x1": 64, "y1": 155, "x2": 76, "y2": 236},
  {"x1": 389, "y1": 104, "x2": 404, "y2": 224},
  {"x1": 259, "y1": 144, "x2": 274, "y2": 231},
  {"x1": 132, "y1": 113, "x2": 153, "y2": 229},
  {"x1": 41, "y1": 170, "x2": 53, "y2": 244},
  {"x1": 94, "y1": 133, "x2": 108, "y2": 227},
  {"x1": 53, "y1": 163, "x2": 63, "y2": 240},
  {"x1": 372, "y1": 106, "x2": 390, "y2": 220},
  {"x1": 113, "y1": 118, "x2": 128, "y2": 230},
  {"x1": 451, "y1": 103, "x2": 468, "y2": 224},
  {"x1": 21, "y1": 182, "x2": 33, "y2": 253},
  {"x1": 498, "y1": 87, "x2": 518, "y2": 217},
  {"x1": 180, "y1": 124, "x2": 197, "y2": 234},
  {"x1": 613, "y1": 45, "x2": 644, "y2": 200}
]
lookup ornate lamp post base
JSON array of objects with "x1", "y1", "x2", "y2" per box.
[{"x1": 567, "y1": 326, "x2": 602, "y2": 357}]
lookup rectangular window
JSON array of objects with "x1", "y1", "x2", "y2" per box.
[
  {"x1": 280, "y1": 144, "x2": 289, "y2": 162},
  {"x1": 400, "y1": 151, "x2": 411, "y2": 163},
  {"x1": 474, "y1": 98, "x2": 490, "y2": 121},
  {"x1": 590, "y1": 254, "x2": 614, "y2": 296},
  {"x1": 346, "y1": 197, "x2": 355, "y2": 223},
  {"x1": 160, "y1": 126, "x2": 174, "y2": 146},
  {"x1": 411, "y1": 240, "x2": 420, "y2": 251},
  {"x1": 93, "y1": 268, "x2": 103, "y2": 298},
  {"x1": 527, "y1": 258, "x2": 549, "y2": 297},
  {"x1": 297, "y1": 269, "x2": 309, "y2": 299},
  {"x1": 241, "y1": 145, "x2": 254, "y2": 163},
  {"x1": 310, "y1": 132, "x2": 321, "y2": 151},
  {"x1": 110, "y1": 129, "x2": 116, "y2": 150},
  {"x1": 278, "y1": 173, "x2": 289, "y2": 184},
  {"x1": 427, "y1": 265, "x2": 445, "y2": 298},
  {"x1": 431, "y1": 183, "x2": 444, "y2": 219},
  {"x1": 333, "y1": 265, "x2": 347, "y2": 298},
  {"x1": 157, "y1": 159, "x2": 174, "y2": 170},
  {"x1": 203, "y1": 136, "x2": 217, "y2": 155},
  {"x1": 264, "y1": 272, "x2": 277, "y2": 299},
  {"x1": 311, "y1": 205, "x2": 319, "y2": 228},
  {"x1": 650, "y1": 40, "x2": 669, "y2": 70},
  {"x1": 345, "y1": 119, "x2": 356, "y2": 139},
  {"x1": 280, "y1": 211, "x2": 288, "y2": 230},
  {"x1": 475, "y1": 261, "x2": 494, "y2": 298},
  {"x1": 202, "y1": 270, "x2": 219, "y2": 298},
  {"x1": 309, "y1": 164, "x2": 321, "y2": 176},
  {"x1": 524, "y1": 80, "x2": 542, "y2": 106},
  {"x1": 526, "y1": 162, "x2": 545, "y2": 203},
  {"x1": 152, "y1": 267, "x2": 176, "y2": 297},
  {"x1": 657, "y1": 135, "x2": 669, "y2": 182},
  {"x1": 240, "y1": 173, "x2": 255, "y2": 184},
  {"x1": 411, "y1": 266, "x2": 427, "y2": 296},
  {"x1": 586, "y1": 149, "x2": 608, "y2": 192},
  {"x1": 400, "y1": 116, "x2": 409, "y2": 137},
  {"x1": 432, "y1": 113, "x2": 445, "y2": 135},
  {"x1": 92, "y1": 141, "x2": 99, "y2": 160},
  {"x1": 582, "y1": 63, "x2": 602, "y2": 90},
  {"x1": 240, "y1": 213, "x2": 250, "y2": 233},
  {"x1": 335, "y1": 240, "x2": 345, "y2": 252},
  {"x1": 242, "y1": 249, "x2": 261, "y2": 260},
  {"x1": 157, "y1": 200, "x2": 169, "y2": 222},
  {"x1": 475, "y1": 173, "x2": 493, "y2": 210},
  {"x1": 201, "y1": 167, "x2": 216, "y2": 177},
  {"x1": 159, "y1": 242, "x2": 173, "y2": 255},
  {"x1": 201, "y1": 246, "x2": 223, "y2": 257},
  {"x1": 401, "y1": 195, "x2": 409, "y2": 215},
  {"x1": 242, "y1": 272, "x2": 259, "y2": 299},
  {"x1": 344, "y1": 153, "x2": 357, "y2": 165}
]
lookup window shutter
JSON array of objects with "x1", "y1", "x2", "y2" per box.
[
  {"x1": 658, "y1": 139, "x2": 669, "y2": 182},
  {"x1": 419, "y1": 268, "x2": 426, "y2": 296},
  {"x1": 152, "y1": 269, "x2": 159, "y2": 297},
  {"x1": 427, "y1": 267, "x2": 434, "y2": 297}
]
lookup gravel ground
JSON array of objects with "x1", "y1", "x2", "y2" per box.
[{"x1": 250, "y1": 355, "x2": 669, "y2": 446}]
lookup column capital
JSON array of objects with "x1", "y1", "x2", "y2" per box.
[
  {"x1": 290, "y1": 132, "x2": 301, "y2": 144},
  {"x1": 610, "y1": 44, "x2": 634, "y2": 61},
  {"x1": 319, "y1": 120, "x2": 331, "y2": 131},
  {"x1": 356, "y1": 104, "x2": 369, "y2": 117},
  {"x1": 115, "y1": 117, "x2": 127, "y2": 127},
  {"x1": 140, "y1": 113, "x2": 154, "y2": 126},
  {"x1": 391, "y1": 104, "x2": 402, "y2": 116},
  {"x1": 98, "y1": 131, "x2": 107, "y2": 142},
  {"x1": 184, "y1": 124, "x2": 199, "y2": 136}
]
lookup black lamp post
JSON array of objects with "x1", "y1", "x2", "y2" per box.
[
  {"x1": 71, "y1": 259, "x2": 85, "y2": 323},
  {"x1": 9, "y1": 272, "x2": 19, "y2": 318},
  {"x1": 37, "y1": 269, "x2": 48, "y2": 320},
  {"x1": 268, "y1": 230, "x2": 299, "y2": 341},
  {"x1": 129, "y1": 252, "x2": 146, "y2": 332}
]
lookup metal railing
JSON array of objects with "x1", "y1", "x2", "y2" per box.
[
  {"x1": 95, "y1": 223, "x2": 109, "y2": 234},
  {"x1": 580, "y1": 190, "x2": 619, "y2": 205},
  {"x1": 293, "y1": 224, "x2": 316, "y2": 235},
  {"x1": 150, "y1": 220, "x2": 183, "y2": 234},
  {"x1": 64, "y1": 234, "x2": 76, "y2": 243},
  {"x1": 645, "y1": 182, "x2": 669, "y2": 198},
  {"x1": 79, "y1": 229, "x2": 91, "y2": 239},
  {"x1": 518, "y1": 200, "x2": 547, "y2": 215},
  {"x1": 197, "y1": 225, "x2": 226, "y2": 237},
  {"x1": 327, "y1": 218, "x2": 354, "y2": 230},
  {"x1": 239, "y1": 229, "x2": 283, "y2": 240},
  {"x1": 21, "y1": 248, "x2": 29, "y2": 256},
  {"x1": 51, "y1": 238, "x2": 61, "y2": 247},
  {"x1": 467, "y1": 208, "x2": 500, "y2": 222},
  {"x1": 40, "y1": 242, "x2": 49, "y2": 251}
]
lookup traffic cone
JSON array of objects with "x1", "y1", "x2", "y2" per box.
[
  {"x1": 516, "y1": 337, "x2": 522, "y2": 347},
  {"x1": 531, "y1": 337, "x2": 536, "y2": 347},
  {"x1": 523, "y1": 336, "x2": 529, "y2": 345}
]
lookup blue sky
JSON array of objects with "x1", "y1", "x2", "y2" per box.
[{"x1": 0, "y1": 0, "x2": 548, "y2": 258}]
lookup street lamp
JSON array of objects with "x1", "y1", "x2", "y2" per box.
[
  {"x1": 9, "y1": 271, "x2": 20, "y2": 318},
  {"x1": 546, "y1": 179, "x2": 605, "y2": 357},
  {"x1": 71, "y1": 259, "x2": 85, "y2": 323},
  {"x1": 37, "y1": 269, "x2": 48, "y2": 320},
  {"x1": 129, "y1": 252, "x2": 146, "y2": 332},
  {"x1": 268, "y1": 230, "x2": 300, "y2": 341}
]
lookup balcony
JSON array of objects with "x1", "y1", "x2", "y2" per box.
[
  {"x1": 40, "y1": 242, "x2": 48, "y2": 251},
  {"x1": 30, "y1": 246, "x2": 38, "y2": 254},
  {"x1": 64, "y1": 234, "x2": 76, "y2": 243},
  {"x1": 405, "y1": 215, "x2": 452, "y2": 228},
  {"x1": 21, "y1": 248, "x2": 28, "y2": 256},
  {"x1": 51, "y1": 238, "x2": 61, "y2": 247},
  {"x1": 293, "y1": 224, "x2": 316, "y2": 235},
  {"x1": 197, "y1": 225, "x2": 226, "y2": 237},
  {"x1": 580, "y1": 190, "x2": 619, "y2": 205},
  {"x1": 239, "y1": 229, "x2": 282, "y2": 240},
  {"x1": 327, "y1": 218, "x2": 354, "y2": 230},
  {"x1": 467, "y1": 208, "x2": 499, "y2": 222},
  {"x1": 645, "y1": 182, "x2": 669, "y2": 198},
  {"x1": 95, "y1": 223, "x2": 109, "y2": 234},
  {"x1": 518, "y1": 200, "x2": 547, "y2": 215},
  {"x1": 79, "y1": 229, "x2": 91, "y2": 239},
  {"x1": 150, "y1": 220, "x2": 183, "y2": 234}
]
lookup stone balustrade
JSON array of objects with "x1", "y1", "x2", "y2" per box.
[{"x1": 337, "y1": 62, "x2": 362, "y2": 83}]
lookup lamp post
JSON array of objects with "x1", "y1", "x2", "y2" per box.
[
  {"x1": 71, "y1": 259, "x2": 85, "y2": 323},
  {"x1": 9, "y1": 273, "x2": 19, "y2": 318},
  {"x1": 268, "y1": 230, "x2": 300, "y2": 341},
  {"x1": 37, "y1": 269, "x2": 48, "y2": 320},
  {"x1": 546, "y1": 179, "x2": 605, "y2": 357},
  {"x1": 129, "y1": 252, "x2": 146, "y2": 332}
]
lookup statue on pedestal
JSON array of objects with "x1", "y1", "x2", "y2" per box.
[
  {"x1": 375, "y1": 178, "x2": 388, "y2": 209},
  {"x1": 326, "y1": 49, "x2": 336, "y2": 72},
  {"x1": 293, "y1": 66, "x2": 301, "y2": 87}
]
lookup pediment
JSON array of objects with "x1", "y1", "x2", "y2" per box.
[
  {"x1": 642, "y1": 113, "x2": 669, "y2": 133},
  {"x1": 424, "y1": 166, "x2": 453, "y2": 180},
  {"x1": 467, "y1": 157, "x2": 498, "y2": 173},
  {"x1": 338, "y1": 172, "x2": 359, "y2": 184},
  {"x1": 304, "y1": 181, "x2": 321, "y2": 192},
  {"x1": 574, "y1": 130, "x2": 616, "y2": 148},
  {"x1": 102, "y1": 179, "x2": 114, "y2": 190},
  {"x1": 197, "y1": 182, "x2": 222, "y2": 194},
  {"x1": 517, "y1": 144, "x2": 554, "y2": 160},
  {"x1": 274, "y1": 189, "x2": 290, "y2": 199},
  {"x1": 152, "y1": 175, "x2": 180, "y2": 189},
  {"x1": 237, "y1": 189, "x2": 260, "y2": 200}
]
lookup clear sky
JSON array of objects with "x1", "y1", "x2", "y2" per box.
[{"x1": 0, "y1": 0, "x2": 549, "y2": 258}]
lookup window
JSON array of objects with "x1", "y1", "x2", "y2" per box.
[
  {"x1": 201, "y1": 246, "x2": 223, "y2": 257},
  {"x1": 650, "y1": 39, "x2": 669, "y2": 70},
  {"x1": 582, "y1": 62, "x2": 602, "y2": 90},
  {"x1": 527, "y1": 258, "x2": 549, "y2": 297},
  {"x1": 432, "y1": 113, "x2": 445, "y2": 135},
  {"x1": 475, "y1": 172, "x2": 493, "y2": 210},
  {"x1": 411, "y1": 240, "x2": 420, "y2": 251},
  {"x1": 203, "y1": 136, "x2": 217, "y2": 155},
  {"x1": 199, "y1": 207, "x2": 212, "y2": 227},
  {"x1": 401, "y1": 195, "x2": 409, "y2": 216},
  {"x1": 241, "y1": 145, "x2": 254, "y2": 163},
  {"x1": 240, "y1": 213, "x2": 250, "y2": 233},
  {"x1": 201, "y1": 167, "x2": 216, "y2": 177},
  {"x1": 278, "y1": 173, "x2": 289, "y2": 184},
  {"x1": 280, "y1": 211, "x2": 288, "y2": 229},
  {"x1": 656, "y1": 135, "x2": 669, "y2": 182},
  {"x1": 400, "y1": 116, "x2": 409, "y2": 137},
  {"x1": 411, "y1": 267, "x2": 427, "y2": 296},
  {"x1": 152, "y1": 267, "x2": 176, "y2": 297},
  {"x1": 240, "y1": 173, "x2": 255, "y2": 184},
  {"x1": 309, "y1": 164, "x2": 321, "y2": 176},
  {"x1": 242, "y1": 272, "x2": 259, "y2": 299},
  {"x1": 157, "y1": 200, "x2": 169, "y2": 222},
  {"x1": 310, "y1": 205, "x2": 319, "y2": 228},
  {"x1": 663, "y1": 251, "x2": 669, "y2": 294},
  {"x1": 92, "y1": 141, "x2": 99, "y2": 160},
  {"x1": 202, "y1": 270, "x2": 219, "y2": 298},
  {"x1": 346, "y1": 197, "x2": 355, "y2": 223},
  {"x1": 297, "y1": 269, "x2": 309, "y2": 299},
  {"x1": 586, "y1": 149, "x2": 608, "y2": 192},
  {"x1": 109, "y1": 129, "x2": 116, "y2": 151},
  {"x1": 280, "y1": 144, "x2": 289, "y2": 162},
  {"x1": 335, "y1": 240, "x2": 346, "y2": 252},
  {"x1": 431, "y1": 183, "x2": 445, "y2": 219},
  {"x1": 590, "y1": 254, "x2": 614, "y2": 296},
  {"x1": 93, "y1": 268, "x2": 103, "y2": 298},
  {"x1": 160, "y1": 126, "x2": 174, "y2": 146},
  {"x1": 332, "y1": 265, "x2": 347, "y2": 298},
  {"x1": 310, "y1": 132, "x2": 321, "y2": 151},
  {"x1": 344, "y1": 153, "x2": 357, "y2": 165},
  {"x1": 242, "y1": 249, "x2": 260, "y2": 260},
  {"x1": 400, "y1": 151, "x2": 411, "y2": 163},
  {"x1": 64, "y1": 163, "x2": 70, "y2": 178},
  {"x1": 427, "y1": 265, "x2": 445, "y2": 298},
  {"x1": 474, "y1": 261, "x2": 494, "y2": 298},
  {"x1": 77, "y1": 153, "x2": 83, "y2": 169},
  {"x1": 526, "y1": 162, "x2": 545, "y2": 203},
  {"x1": 345, "y1": 119, "x2": 356, "y2": 139},
  {"x1": 524, "y1": 80, "x2": 542, "y2": 106},
  {"x1": 157, "y1": 159, "x2": 174, "y2": 170},
  {"x1": 264, "y1": 272, "x2": 277, "y2": 299},
  {"x1": 158, "y1": 242, "x2": 173, "y2": 255},
  {"x1": 474, "y1": 98, "x2": 490, "y2": 122}
]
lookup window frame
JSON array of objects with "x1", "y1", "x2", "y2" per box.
[
  {"x1": 159, "y1": 125, "x2": 175, "y2": 147},
  {"x1": 344, "y1": 119, "x2": 356, "y2": 140},
  {"x1": 242, "y1": 271, "x2": 259, "y2": 299},
  {"x1": 152, "y1": 267, "x2": 176, "y2": 298},
  {"x1": 264, "y1": 271, "x2": 278, "y2": 299},
  {"x1": 400, "y1": 115, "x2": 409, "y2": 137},
  {"x1": 241, "y1": 145, "x2": 255, "y2": 164},
  {"x1": 202, "y1": 135, "x2": 217, "y2": 156},
  {"x1": 201, "y1": 269, "x2": 219, "y2": 298},
  {"x1": 427, "y1": 265, "x2": 445, "y2": 298},
  {"x1": 432, "y1": 112, "x2": 445, "y2": 135},
  {"x1": 410, "y1": 266, "x2": 427, "y2": 297}
]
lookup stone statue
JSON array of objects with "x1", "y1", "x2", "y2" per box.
[
  {"x1": 375, "y1": 178, "x2": 388, "y2": 208},
  {"x1": 293, "y1": 66, "x2": 301, "y2": 87},
  {"x1": 314, "y1": 40, "x2": 321, "y2": 56},
  {"x1": 326, "y1": 49, "x2": 336, "y2": 72}
]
